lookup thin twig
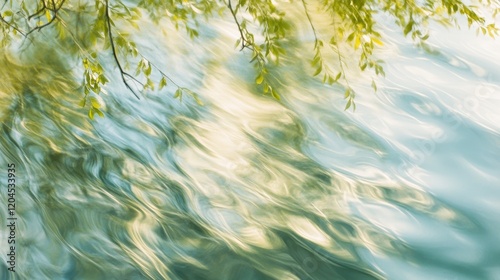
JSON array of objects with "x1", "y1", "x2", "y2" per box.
[
  {"x1": 0, "y1": 15, "x2": 27, "y2": 37},
  {"x1": 302, "y1": 0, "x2": 350, "y2": 88},
  {"x1": 104, "y1": 0, "x2": 140, "y2": 99},
  {"x1": 25, "y1": 0, "x2": 66, "y2": 35},
  {"x1": 26, "y1": 15, "x2": 58, "y2": 35},
  {"x1": 28, "y1": 0, "x2": 47, "y2": 20},
  {"x1": 227, "y1": 0, "x2": 248, "y2": 51},
  {"x1": 301, "y1": 0, "x2": 319, "y2": 40},
  {"x1": 331, "y1": 20, "x2": 351, "y2": 89},
  {"x1": 112, "y1": 30, "x2": 182, "y2": 89}
]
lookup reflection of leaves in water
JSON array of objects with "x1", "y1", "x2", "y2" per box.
[
  {"x1": 0, "y1": 45, "x2": 91, "y2": 169},
  {"x1": 322, "y1": 116, "x2": 386, "y2": 154},
  {"x1": 0, "y1": 42, "x2": 83, "y2": 115}
]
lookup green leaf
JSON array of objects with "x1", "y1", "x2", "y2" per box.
[
  {"x1": 329, "y1": 36, "x2": 336, "y2": 45},
  {"x1": 327, "y1": 75, "x2": 335, "y2": 85},
  {"x1": 101, "y1": 75, "x2": 109, "y2": 84},
  {"x1": 271, "y1": 89, "x2": 280, "y2": 100},
  {"x1": 354, "y1": 36, "x2": 361, "y2": 49},
  {"x1": 372, "y1": 37, "x2": 383, "y2": 46},
  {"x1": 335, "y1": 72, "x2": 342, "y2": 81},
  {"x1": 337, "y1": 28, "x2": 344, "y2": 40},
  {"x1": 250, "y1": 52, "x2": 259, "y2": 62},
  {"x1": 311, "y1": 55, "x2": 321, "y2": 66},
  {"x1": 313, "y1": 65, "x2": 322, "y2": 76},
  {"x1": 347, "y1": 32, "x2": 355, "y2": 42},
  {"x1": 344, "y1": 89, "x2": 351, "y2": 99},
  {"x1": 263, "y1": 83, "x2": 269, "y2": 93},
  {"x1": 94, "y1": 108, "x2": 104, "y2": 117},
  {"x1": 79, "y1": 98, "x2": 86, "y2": 108},
  {"x1": 145, "y1": 78, "x2": 155, "y2": 90},
  {"x1": 90, "y1": 97, "x2": 100, "y2": 108},
  {"x1": 144, "y1": 63, "x2": 152, "y2": 76},
  {"x1": 88, "y1": 108, "x2": 95, "y2": 120},
  {"x1": 344, "y1": 99, "x2": 352, "y2": 110},
  {"x1": 404, "y1": 21, "x2": 414, "y2": 36},
  {"x1": 256, "y1": 73, "x2": 264, "y2": 84},
  {"x1": 174, "y1": 88, "x2": 182, "y2": 98},
  {"x1": 2, "y1": 10, "x2": 13, "y2": 17},
  {"x1": 193, "y1": 94, "x2": 204, "y2": 105},
  {"x1": 85, "y1": 71, "x2": 91, "y2": 83},
  {"x1": 45, "y1": 10, "x2": 52, "y2": 22},
  {"x1": 159, "y1": 77, "x2": 167, "y2": 90}
]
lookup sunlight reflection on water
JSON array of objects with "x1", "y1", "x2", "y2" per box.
[{"x1": 1, "y1": 4, "x2": 500, "y2": 280}]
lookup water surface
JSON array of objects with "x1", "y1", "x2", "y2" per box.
[{"x1": 1, "y1": 6, "x2": 500, "y2": 280}]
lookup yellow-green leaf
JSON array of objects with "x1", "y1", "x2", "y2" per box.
[
  {"x1": 327, "y1": 76, "x2": 335, "y2": 85},
  {"x1": 372, "y1": 37, "x2": 383, "y2": 46},
  {"x1": 94, "y1": 108, "x2": 104, "y2": 117},
  {"x1": 174, "y1": 88, "x2": 182, "y2": 98},
  {"x1": 313, "y1": 65, "x2": 322, "y2": 76},
  {"x1": 193, "y1": 95, "x2": 204, "y2": 105},
  {"x1": 354, "y1": 36, "x2": 361, "y2": 49},
  {"x1": 404, "y1": 21, "x2": 414, "y2": 36},
  {"x1": 256, "y1": 73, "x2": 264, "y2": 85},
  {"x1": 45, "y1": 10, "x2": 51, "y2": 22},
  {"x1": 335, "y1": 72, "x2": 342, "y2": 81},
  {"x1": 344, "y1": 89, "x2": 350, "y2": 99},
  {"x1": 159, "y1": 77, "x2": 167, "y2": 90},
  {"x1": 271, "y1": 89, "x2": 280, "y2": 100},
  {"x1": 344, "y1": 99, "x2": 352, "y2": 110},
  {"x1": 263, "y1": 83, "x2": 269, "y2": 93},
  {"x1": 144, "y1": 63, "x2": 152, "y2": 76},
  {"x1": 90, "y1": 97, "x2": 100, "y2": 108},
  {"x1": 3, "y1": 10, "x2": 13, "y2": 17},
  {"x1": 79, "y1": 98, "x2": 86, "y2": 108}
]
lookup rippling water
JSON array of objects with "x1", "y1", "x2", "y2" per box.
[{"x1": 1, "y1": 5, "x2": 500, "y2": 280}]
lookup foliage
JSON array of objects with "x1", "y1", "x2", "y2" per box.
[{"x1": 0, "y1": 0, "x2": 499, "y2": 115}]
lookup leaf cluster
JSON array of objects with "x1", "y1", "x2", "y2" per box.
[{"x1": 0, "y1": 0, "x2": 498, "y2": 116}]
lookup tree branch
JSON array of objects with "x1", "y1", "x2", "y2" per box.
[
  {"x1": 0, "y1": 15, "x2": 27, "y2": 37},
  {"x1": 104, "y1": 0, "x2": 140, "y2": 99},
  {"x1": 227, "y1": 0, "x2": 249, "y2": 51},
  {"x1": 301, "y1": 0, "x2": 319, "y2": 41},
  {"x1": 25, "y1": 0, "x2": 66, "y2": 35},
  {"x1": 28, "y1": 0, "x2": 47, "y2": 20}
]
